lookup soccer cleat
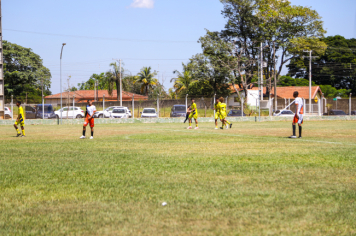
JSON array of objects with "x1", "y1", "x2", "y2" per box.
[
  {"x1": 194, "y1": 127, "x2": 199, "y2": 129},
  {"x1": 21, "y1": 135, "x2": 26, "y2": 137},
  {"x1": 80, "y1": 135, "x2": 86, "y2": 139},
  {"x1": 16, "y1": 133, "x2": 21, "y2": 137},
  {"x1": 230, "y1": 123, "x2": 233, "y2": 129},
  {"x1": 226, "y1": 125, "x2": 229, "y2": 129},
  {"x1": 187, "y1": 126, "x2": 192, "y2": 129},
  {"x1": 298, "y1": 136, "x2": 302, "y2": 138},
  {"x1": 90, "y1": 136, "x2": 94, "y2": 139},
  {"x1": 289, "y1": 135, "x2": 297, "y2": 139},
  {"x1": 215, "y1": 127, "x2": 218, "y2": 130},
  {"x1": 220, "y1": 127, "x2": 224, "y2": 130}
]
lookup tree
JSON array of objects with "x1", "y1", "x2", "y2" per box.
[
  {"x1": 109, "y1": 62, "x2": 124, "y2": 102},
  {"x1": 201, "y1": 0, "x2": 326, "y2": 102},
  {"x1": 288, "y1": 35, "x2": 356, "y2": 94},
  {"x1": 277, "y1": 76, "x2": 315, "y2": 87},
  {"x1": 3, "y1": 40, "x2": 52, "y2": 102},
  {"x1": 171, "y1": 64, "x2": 197, "y2": 97},
  {"x1": 134, "y1": 67, "x2": 158, "y2": 96}
]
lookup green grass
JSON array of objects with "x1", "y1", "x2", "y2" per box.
[{"x1": 0, "y1": 121, "x2": 356, "y2": 235}]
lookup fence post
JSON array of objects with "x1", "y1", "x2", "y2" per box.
[
  {"x1": 349, "y1": 93, "x2": 352, "y2": 116},
  {"x1": 42, "y1": 95, "x2": 44, "y2": 119},
  {"x1": 73, "y1": 95, "x2": 75, "y2": 119},
  {"x1": 185, "y1": 94, "x2": 188, "y2": 114},
  {"x1": 241, "y1": 98, "x2": 244, "y2": 117},
  {"x1": 11, "y1": 95, "x2": 13, "y2": 120},
  {"x1": 103, "y1": 94, "x2": 105, "y2": 113},
  {"x1": 213, "y1": 94, "x2": 216, "y2": 118},
  {"x1": 157, "y1": 96, "x2": 159, "y2": 118},
  {"x1": 132, "y1": 95, "x2": 134, "y2": 119},
  {"x1": 318, "y1": 96, "x2": 321, "y2": 116}
]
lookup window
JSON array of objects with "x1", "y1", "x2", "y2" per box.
[{"x1": 143, "y1": 109, "x2": 156, "y2": 113}]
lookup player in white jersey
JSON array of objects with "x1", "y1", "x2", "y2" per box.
[
  {"x1": 289, "y1": 91, "x2": 303, "y2": 138},
  {"x1": 80, "y1": 100, "x2": 96, "y2": 139}
]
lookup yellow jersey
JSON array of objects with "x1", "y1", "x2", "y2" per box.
[
  {"x1": 220, "y1": 103, "x2": 227, "y2": 114},
  {"x1": 191, "y1": 102, "x2": 198, "y2": 115},
  {"x1": 214, "y1": 102, "x2": 221, "y2": 113},
  {"x1": 19, "y1": 106, "x2": 25, "y2": 120}
]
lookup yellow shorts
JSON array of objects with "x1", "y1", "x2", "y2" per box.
[
  {"x1": 15, "y1": 120, "x2": 25, "y2": 126},
  {"x1": 189, "y1": 112, "x2": 198, "y2": 120},
  {"x1": 214, "y1": 112, "x2": 220, "y2": 120},
  {"x1": 219, "y1": 112, "x2": 227, "y2": 120}
]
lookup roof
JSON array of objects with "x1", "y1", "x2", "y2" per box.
[
  {"x1": 45, "y1": 90, "x2": 148, "y2": 101},
  {"x1": 249, "y1": 86, "x2": 322, "y2": 99}
]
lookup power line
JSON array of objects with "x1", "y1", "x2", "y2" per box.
[{"x1": 3, "y1": 29, "x2": 198, "y2": 44}]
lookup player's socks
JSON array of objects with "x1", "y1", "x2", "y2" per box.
[
  {"x1": 91, "y1": 131, "x2": 94, "y2": 137},
  {"x1": 225, "y1": 120, "x2": 231, "y2": 125},
  {"x1": 22, "y1": 129, "x2": 25, "y2": 136},
  {"x1": 83, "y1": 130, "x2": 86, "y2": 136},
  {"x1": 292, "y1": 124, "x2": 296, "y2": 136},
  {"x1": 189, "y1": 122, "x2": 192, "y2": 127},
  {"x1": 299, "y1": 126, "x2": 302, "y2": 137},
  {"x1": 16, "y1": 128, "x2": 20, "y2": 134}
]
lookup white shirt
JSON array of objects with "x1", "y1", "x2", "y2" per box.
[
  {"x1": 294, "y1": 97, "x2": 304, "y2": 115},
  {"x1": 86, "y1": 105, "x2": 96, "y2": 116}
]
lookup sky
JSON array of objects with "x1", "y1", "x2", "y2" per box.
[{"x1": 3, "y1": 0, "x2": 356, "y2": 95}]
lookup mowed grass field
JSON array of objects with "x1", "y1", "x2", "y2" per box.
[{"x1": 0, "y1": 121, "x2": 355, "y2": 235}]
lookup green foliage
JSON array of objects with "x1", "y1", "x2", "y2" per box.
[
  {"x1": 288, "y1": 35, "x2": 356, "y2": 93},
  {"x1": 134, "y1": 67, "x2": 158, "y2": 96},
  {"x1": 319, "y1": 85, "x2": 351, "y2": 98},
  {"x1": 3, "y1": 40, "x2": 52, "y2": 101},
  {"x1": 277, "y1": 76, "x2": 316, "y2": 87}
]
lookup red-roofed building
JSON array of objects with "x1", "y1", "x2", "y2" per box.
[
  {"x1": 228, "y1": 86, "x2": 323, "y2": 108},
  {"x1": 45, "y1": 90, "x2": 148, "y2": 105}
]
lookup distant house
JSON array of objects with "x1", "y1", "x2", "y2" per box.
[
  {"x1": 228, "y1": 85, "x2": 323, "y2": 108},
  {"x1": 44, "y1": 90, "x2": 148, "y2": 105}
]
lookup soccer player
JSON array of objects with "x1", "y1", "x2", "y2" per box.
[
  {"x1": 187, "y1": 98, "x2": 198, "y2": 129},
  {"x1": 14, "y1": 101, "x2": 25, "y2": 137},
  {"x1": 80, "y1": 100, "x2": 96, "y2": 139},
  {"x1": 289, "y1": 91, "x2": 303, "y2": 138},
  {"x1": 183, "y1": 105, "x2": 191, "y2": 123},
  {"x1": 214, "y1": 98, "x2": 221, "y2": 129},
  {"x1": 219, "y1": 97, "x2": 232, "y2": 129}
]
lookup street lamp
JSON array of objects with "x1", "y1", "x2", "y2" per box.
[{"x1": 60, "y1": 43, "x2": 66, "y2": 124}]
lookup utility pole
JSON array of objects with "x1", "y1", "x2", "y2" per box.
[
  {"x1": 273, "y1": 42, "x2": 277, "y2": 111},
  {"x1": 0, "y1": 0, "x2": 4, "y2": 119},
  {"x1": 119, "y1": 59, "x2": 122, "y2": 106},
  {"x1": 303, "y1": 50, "x2": 316, "y2": 114},
  {"x1": 260, "y1": 42, "x2": 263, "y2": 101},
  {"x1": 60, "y1": 43, "x2": 66, "y2": 124},
  {"x1": 67, "y1": 76, "x2": 70, "y2": 119}
]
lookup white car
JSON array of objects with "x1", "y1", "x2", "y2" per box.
[
  {"x1": 141, "y1": 108, "x2": 158, "y2": 118},
  {"x1": 273, "y1": 110, "x2": 295, "y2": 117},
  {"x1": 55, "y1": 107, "x2": 85, "y2": 119},
  {"x1": 5, "y1": 107, "x2": 12, "y2": 119},
  {"x1": 102, "y1": 106, "x2": 132, "y2": 118},
  {"x1": 111, "y1": 107, "x2": 129, "y2": 119}
]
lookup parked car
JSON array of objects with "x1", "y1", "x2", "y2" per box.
[
  {"x1": 273, "y1": 110, "x2": 295, "y2": 117},
  {"x1": 328, "y1": 109, "x2": 347, "y2": 116},
  {"x1": 35, "y1": 104, "x2": 57, "y2": 119},
  {"x1": 102, "y1": 106, "x2": 132, "y2": 118},
  {"x1": 4, "y1": 107, "x2": 12, "y2": 119},
  {"x1": 227, "y1": 109, "x2": 246, "y2": 117},
  {"x1": 141, "y1": 108, "x2": 158, "y2": 118},
  {"x1": 111, "y1": 108, "x2": 129, "y2": 118},
  {"x1": 170, "y1": 105, "x2": 186, "y2": 118},
  {"x1": 350, "y1": 111, "x2": 356, "y2": 115},
  {"x1": 55, "y1": 107, "x2": 85, "y2": 119}
]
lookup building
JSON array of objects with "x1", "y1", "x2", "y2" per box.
[
  {"x1": 44, "y1": 90, "x2": 148, "y2": 106},
  {"x1": 228, "y1": 86, "x2": 323, "y2": 109}
]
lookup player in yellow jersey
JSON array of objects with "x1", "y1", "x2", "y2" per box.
[
  {"x1": 219, "y1": 97, "x2": 232, "y2": 129},
  {"x1": 187, "y1": 98, "x2": 198, "y2": 129},
  {"x1": 13, "y1": 101, "x2": 26, "y2": 137},
  {"x1": 214, "y1": 98, "x2": 221, "y2": 130}
]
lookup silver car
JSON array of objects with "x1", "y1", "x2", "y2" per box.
[
  {"x1": 273, "y1": 110, "x2": 295, "y2": 117},
  {"x1": 5, "y1": 107, "x2": 12, "y2": 119}
]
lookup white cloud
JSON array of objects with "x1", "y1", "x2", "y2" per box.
[{"x1": 129, "y1": 0, "x2": 154, "y2": 9}]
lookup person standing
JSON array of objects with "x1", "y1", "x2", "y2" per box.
[
  {"x1": 80, "y1": 100, "x2": 96, "y2": 139},
  {"x1": 289, "y1": 91, "x2": 303, "y2": 138},
  {"x1": 219, "y1": 97, "x2": 232, "y2": 129},
  {"x1": 14, "y1": 101, "x2": 25, "y2": 137},
  {"x1": 214, "y1": 98, "x2": 221, "y2": 130},
  {"x1": 187, "y1": 98, "x2": 198, "y2": 129}
]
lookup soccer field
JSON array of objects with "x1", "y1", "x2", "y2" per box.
[{"x1": 0, "y1": 121, "x2": 355, "y2": 235}]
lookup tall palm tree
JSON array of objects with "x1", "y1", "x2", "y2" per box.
[
  {"x1": 134, "y1": 67, "x2": 158, "y2": 96},
  {"x1": 171, "y1": 70, "x2": 195, "y2": 96},
  {"x1": 104, "y1": 71, "x2": 116, "y2": 97},
  {"x1": 109, "y1": 62, "x2": 123, "y2": 102}
]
